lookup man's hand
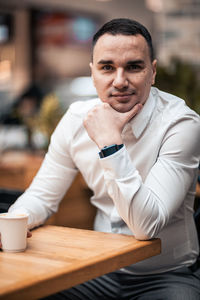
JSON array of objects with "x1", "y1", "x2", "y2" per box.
[
  {"x1": 0, "y1": 231, "x2": 32, "y2": 249},
  {"x1": 83, "y1": 102, "x2": 142, "y2": 149}
]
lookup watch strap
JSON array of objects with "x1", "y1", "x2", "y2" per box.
[{"x1": 99, "y1": 144, "x2": 124, "y2": 158}]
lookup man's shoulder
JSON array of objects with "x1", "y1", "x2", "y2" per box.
[{"x1": 154, "y1": 87, "x2": 200, "y2": 122}]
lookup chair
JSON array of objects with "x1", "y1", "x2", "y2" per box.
[
  {"x1": 195, "y1": 207, "x2": 200, "y2": 249},
  {"x1": 0, "y1": 188, "x2": 23, "y2": 213},
  {"x1": 194, "y1": 164, "x2": 200, "y2": 246}
]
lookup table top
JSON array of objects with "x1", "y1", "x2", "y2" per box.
[{"x1": 0, "y1": 225, "x2": 161, "y2": 300}]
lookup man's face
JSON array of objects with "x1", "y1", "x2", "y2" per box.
[{"x1": 90, "y1": 34, "x2": 157, "y2": 113}]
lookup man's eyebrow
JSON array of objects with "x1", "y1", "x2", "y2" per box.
[
  {"x1": 97, "y1": 59, "x2": 145, "y2": 65},
  {"x1": 97, "y1": 60, "x2": 113, "y2": 65},
  {"x1": 127, "y1": 60, "x2": 145, "y2": 65}
]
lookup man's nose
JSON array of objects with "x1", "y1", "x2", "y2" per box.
[{"x1": 112, "y1": 69, "x2": 128, "y2": 89}]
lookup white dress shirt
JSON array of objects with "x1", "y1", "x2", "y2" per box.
[{"x1": 9, "y1": 87, "x2": 200, "y2": 274}]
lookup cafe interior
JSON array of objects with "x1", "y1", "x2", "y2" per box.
[
  {"x1": 0, "y1": 0, "x2": 199, "y2": 229},
  {"x1": 0, "y1": 1, "x2": 199, "y2": 299},
  {"x1": 0, "y1": 0, "x2": 156, "y2": 229}
]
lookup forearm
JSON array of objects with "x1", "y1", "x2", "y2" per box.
[
  {"x1": 100, "y1": 145, "x2": 198, "y2": 240},
  {"x1": 9, "y1": 150, "x2": 77, "y2": 229},
  {"x1": 9, "y1": 113, "x2": 78, "y2": 229}
]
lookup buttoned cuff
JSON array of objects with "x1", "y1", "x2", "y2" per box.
[{"x1": 99, "y1": 145, "x2": 136, "y2": 179}]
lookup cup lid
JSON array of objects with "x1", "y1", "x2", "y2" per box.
[{"x1": 0, "y1": 212, "x2": 29, "y2": 219}]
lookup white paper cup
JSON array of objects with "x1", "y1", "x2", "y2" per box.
[{"x1": 0, "y1": 212, "x2": 28, "y2": 252}]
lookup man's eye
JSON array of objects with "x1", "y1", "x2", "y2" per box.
[
  {"x1": 102, "y1": 65, "x2": 113, "y2": 71},
  {"x1": 127, "y1": 65, "x2": 141, "y2": 71}
]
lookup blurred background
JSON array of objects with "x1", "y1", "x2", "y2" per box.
[
  {"x1": 0, "y1": 0, "x2": 199, "y2": 228},
  {"x1": 0, "y1": 0, "x2": 200, "y2": 151}
]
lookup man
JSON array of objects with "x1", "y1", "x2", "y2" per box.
[{"x1": 3, "y1": 18, "x2": 200, "y2": 299}]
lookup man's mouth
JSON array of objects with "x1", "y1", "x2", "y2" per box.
[{"x1": 111, "y1": 92, "x2": 135, "y2": 102}]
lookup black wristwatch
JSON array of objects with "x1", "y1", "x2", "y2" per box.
[{"x1": 99, "y1": 144, "x2": 124, "y2": 158}]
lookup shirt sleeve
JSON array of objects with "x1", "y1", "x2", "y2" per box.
[
  {"x1": 99, "y1": 116, "x2": 200, "y2": 240},
  {"x1": 9, "y1": 110, "x2": 78, "y2": 229}
]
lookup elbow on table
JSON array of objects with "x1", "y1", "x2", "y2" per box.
[
  {"x1": 130, "y1": 205, "x2": 167, "y2": 241},
  {"x1": 134, "y1": 232, "x2": 155, "y2": 241},
  {"x1": 132, "y1": 222, "x2": 161, "y2": 241}
]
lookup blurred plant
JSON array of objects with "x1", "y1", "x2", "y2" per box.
[
  {"x1": 35, "y1": 93, "x2": 63, "y2": 146},
  {"x1": 24, "y1": 93, "x2": 63, "y2": 149},
  {"x1": 155, "y1": 58, "x2": 200, "y2": 114}
]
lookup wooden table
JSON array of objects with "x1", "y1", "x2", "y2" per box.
[{"x1": 0, "y1": 225, "x2": 161, "y2": 300}]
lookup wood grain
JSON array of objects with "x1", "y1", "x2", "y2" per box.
[{"x1": 0, "y1": 225, "x2": 161, "y2": 300}]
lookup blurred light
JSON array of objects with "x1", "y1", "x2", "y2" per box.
[
  {"x1": 0, "y1": 25, "x2": 8, "y2": 43},
  {"x1": 70, "y1": 77, "x2": 97, "y2": 97},
  {"x1": 72, "y1": 17, "x2": 96, "y2": 42},
  {"x1": 145, "y1": 0, "x2": 163, "y2": 13},
  {"x1": 0, "y1": 60, "x2": 11, "y2": 82},
  {"x1": 0, "y1": 13, "x2": 13, "y2": 44}
]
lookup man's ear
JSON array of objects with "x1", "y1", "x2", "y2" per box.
[
  {"x1": 89, "y1": 62, "x2": 94, "y2": 83},
  {"x1": 89, "y1": 62, "x2": 93, "y2": 72},
  {"x1": 151, "y1": 59, "x2": 157, "y2": 85}
]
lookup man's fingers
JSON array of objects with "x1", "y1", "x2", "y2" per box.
[
  {"x1": 27, "y1": 230, "x2": 32, "y2": 238},
  {"x1": 123, "y1": 103, "x2": 143, "y2": 122}
]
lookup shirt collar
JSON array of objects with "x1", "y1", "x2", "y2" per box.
[{"x1": 129, "y1": 87, "x2": 156, "y2": 139}]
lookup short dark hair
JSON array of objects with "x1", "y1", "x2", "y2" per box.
[{"x1": 92, "y1": 18, "x2": 154, "y2": 61}]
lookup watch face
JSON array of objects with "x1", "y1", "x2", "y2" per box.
[{"x1": 99, "y1": 144, "x2": 123, "y2": 158}]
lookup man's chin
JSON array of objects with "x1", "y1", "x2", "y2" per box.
[{"x1": 111, "y1": 104, "x2": 134, "y2": 113}]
